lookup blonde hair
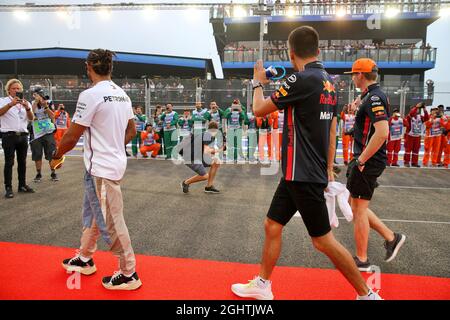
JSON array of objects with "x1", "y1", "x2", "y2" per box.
[{"x1": 5, "y1": 79, "x2": 23, "y2": 95}]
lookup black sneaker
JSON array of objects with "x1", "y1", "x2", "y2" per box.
[
  {"x1": 62, "y1": 256, "x2": 97, "y2": 275},
  {"x1": 412, "y1": 163, "x2": 421, "y2": 168},
  {"x1": 205, "y1": 186, "x2": 220, "y2": 194},
  {"x1": 102, "y1": 272, "x2": 142, "y2": 290},
  {"x1": 353, "y1": 256, "x2": 372, "y2": 272},
  {"x1": 384, "y1": 233, "x2": 406, "y2": 262},
  {"x1": 181, "y1": 180, "x2": 189, "y2": 194},
  {"x1": 391, "y1": 163, "x2": 399, "y2": 167},
  {"x1": 51, "y1": 172, "x2": 59, "y2": 182},
  {"x1": 18, "y1": 185, "x2": 35, "y2": 193},
  {"x1": 4, "y1": 187, "x2": 13, "y2": 199},
  {"x1": 34, "y1": 173, "x2": 42, "y2": 183},
  {"x1": 404, "y1": 163, "x2": 410, "y2": 167}
]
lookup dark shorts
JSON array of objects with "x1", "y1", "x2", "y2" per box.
[
  {"x1": 31, "y1": 134, "x2": 56, "y2": 161},
  {"x1": 346, "y1": 159, "x2": 384, "y2": 201},
  {"x1": 185, "y1": 162, "x2": 210, "y2": 176},
  {"x1": 267, "y1": 179, "x2": 331, "y2": 238}
]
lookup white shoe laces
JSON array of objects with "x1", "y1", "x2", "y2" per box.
[{"x1": 110, "y1": 271, "x2": 123, "y2": 282}]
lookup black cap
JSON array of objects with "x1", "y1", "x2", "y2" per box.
[{"x1": 33, "y1": 87, "x2": 45, "y2": 95}]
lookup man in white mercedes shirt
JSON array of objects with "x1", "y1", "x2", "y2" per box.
[{"x1": 51, "y1": 49, "x2": 141, "y2": 291}]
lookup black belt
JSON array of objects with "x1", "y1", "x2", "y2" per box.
[{"x1": 1, "y1": 131, "x2": 28, "y2": 136}]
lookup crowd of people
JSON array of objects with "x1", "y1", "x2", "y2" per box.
[
  {"x1": 132, "y1": 99, "x2": 285, "y2": 164},
  {"x1": 1, "y1": 29, "x2": 447, "y2": 299},
  {"x1": 339, "y1": 102, "x2": 449, "y2": 168},
  {"x1": 224, "y1": 40, "x2": 434, "y2": 63},
  {"x1": 211, "y1": 0, "x2": 443, "y2": 18}
]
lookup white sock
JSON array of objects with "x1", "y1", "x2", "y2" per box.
[
  {"x1": 256, "y1": 276, "x2": 270, "y2": 289},
  {"x1": 79, "y1": 255, "x2": 90, "y2": 263}
]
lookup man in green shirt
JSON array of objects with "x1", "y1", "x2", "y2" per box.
[
  {"x1": 192, "y1": 102, "x2": 211, "y2": 132},
  {"x1": 178, "y1": 108, "x2": 193, "y2": 142},
  {"x1": 224, "y1": 100, "x2": 246, "y2": 162},
  {"x1": 246, "y1": 109, "x2": 258, "y2": 163},
  {"x1": 160, "y1": 103, "x2": 179, "y2": 159},
  {"x1": 132, "y1": 106, "x2": 147, "y2": 158}
]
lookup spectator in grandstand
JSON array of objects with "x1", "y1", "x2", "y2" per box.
[
  {"x1": 54, "y1": 103, "x2": 71, "y2": 148},
  {"x1": 155, "y1": 81, "x2": 164, "y2": 100},
  {"x1": 140, "y1": 123, "x2": 161, "y2": 158},
  {"x1": 160, "y1": 103, "x2": 179, "y2": 159},
  {"x1": 122, "y1": 81, "x2": 131, "y2": 90},
  {"x1": 403, "y1": 102, "x2": 429, "y2": 167},
  {"x1": 131, "y1": 106, "x2": 147, "y2": 158},
  {"x1": 386, "y1": 109, "x2": 404, "y2": 167},
  {"x1": 0, "y1": 79, "x2": 35, "y2": 198},
  {"x1": 30, "y1": 87, "x2": 59, "y2": 183},
  {"x1": 425, "y1": 43, "x2": 432, "y2": 61}
]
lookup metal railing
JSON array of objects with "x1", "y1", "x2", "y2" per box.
[
  {"x1": 0, "y1": 76, "x2": 445, "y2": 118},
  {"x1": 224, "y1": 48, "x2": 437, "y2": 63},
  {"x1": 210, "y1": 1, "x2": 450, "y2": 19}
]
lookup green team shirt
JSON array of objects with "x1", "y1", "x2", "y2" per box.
[
  {"x1": 160, "y1": 111, "x2": 179, "y2": 131},
  {"x1": 178, "y1": 117, "x2": 193, "y2": 131},
  {"x1": 209, "y1": 109, "x2": 224, "y2": 129},
  {"x1": 192, "y1": 108, "x2": 211, "y2": 130},
  {"x1": 224, "y1": 109, "x2": 245, "y2": 129},
  {"x1": 134, "y1": 114, "x2": 147, "y2": 132}
]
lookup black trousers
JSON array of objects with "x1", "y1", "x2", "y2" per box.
[{"x1": 1, "y1": 134, "x2": 29, "y2": 189}]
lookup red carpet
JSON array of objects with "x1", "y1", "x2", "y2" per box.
[{"x1": 0, "y1": 242, "x2": 449, "y2": 300}]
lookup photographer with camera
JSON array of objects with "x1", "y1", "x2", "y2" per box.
[
  {"x1": 0, "y1": 79, "x2": 35, "y2": 198},
  {"x1": 54, "y1": 103, "x2": 71, "y2": 147},
  {"x1": 403, "y1": 102, "x2": 429, "y2": 167},
  {"x1": 30, "y1": 88, "x2": 58, "y2": 182}
]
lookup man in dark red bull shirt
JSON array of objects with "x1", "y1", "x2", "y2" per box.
[
  {"x1": 231, "y1": 26, "x2": 382, "y2": 300},
  {"x1": 345, "y1": 58, "x2": 406, "y2": 271}
]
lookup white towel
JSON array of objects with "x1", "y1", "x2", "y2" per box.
[
  {"x1": 324, "y1": 181, "x2": 353, "y2": 228},
  {"x1": 293, "y1": 182, "x2": 353, "y2": 228}
]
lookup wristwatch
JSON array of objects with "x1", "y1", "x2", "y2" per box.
[
  {"x1": 355, "y1": 158, "x2": 365, "y2": 167},
  {"x1": 252, "y1": 80, "x2": 264, "y2": 90}
]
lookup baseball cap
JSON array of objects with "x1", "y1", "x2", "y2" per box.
[
  {"x1": 344, "y1": 58, "x2": 379, "y2": 74},
  {"x1": 33, "y1": 87, "x2": 45, "y2": 95}
]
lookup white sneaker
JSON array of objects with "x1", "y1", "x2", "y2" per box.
[
  {"x1": 356, "y1": 289, "x2": 384, "y2": 300},
  {"x1": 231, "y1": 276, "x2": 274, "y2": 300}
]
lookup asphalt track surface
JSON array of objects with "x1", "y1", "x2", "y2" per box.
[{"x1": 0, "y1": 155, "x2": 449, "y2": 279}]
